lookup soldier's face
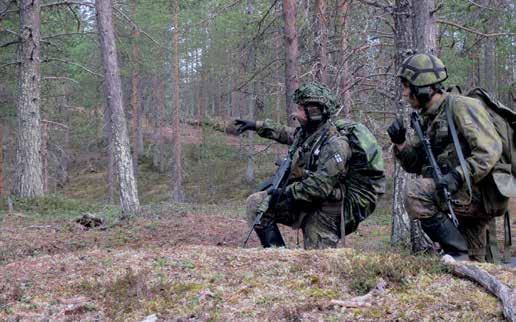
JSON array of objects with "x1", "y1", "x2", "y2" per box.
[
  {"x1": 293, "y1": 104, "x2": 308, "y2": 125},
  {"x1": 402, "y1": 82, "x2": 420, "y2": 109}
]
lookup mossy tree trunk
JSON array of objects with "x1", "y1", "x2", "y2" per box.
[
  {"x1": 13, "y1": 0, "x2": 44, "y2": 198},
  {"x1": 96, "y1": 0, "x2": 140, "y2": 215}
]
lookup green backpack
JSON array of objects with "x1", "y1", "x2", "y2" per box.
[
  {"x1": 334, "y1": 119, "x2": 386, "y2": 198},
  {"x1": 465, "y1": 88, "x2": 516, "y2": 198}
]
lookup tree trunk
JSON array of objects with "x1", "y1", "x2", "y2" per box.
[
  {"x1": 41, "y1": 121, "x2": 48, "y2": 193},
  {"x1": 410, "y1": 0, "x2": 439, "y2": 252},
  {"x1": 412, "y1": 0, "x2": 439, "y2": 55},
  {"x1": 390, "y1": 0, "x2": 413, "y2": 247},
  {"x1": 0, "y1": 123, "x2": 3, "y2": 197},
  {"x1": 282, "y1": 0, "x2": 300, "y2": 126},
  {"x1": 13, "y1": 0, "x2": 44, "y2": 197},
  {"x1": 245, "y1": 0, "x2": 256, "y2": 184},
  {"x1": 153, "y1": 72, "x2": 166, "y2": 173},
  {"x1": 336, "y1": 0, "x2": 352, "y2": 118},
  {"x1": 170, "y1": 0, "x2": 184, "y2": 202},
  {"x1": 314, "y1": 0, "x2": 328, "y2": 84},
  {"x1": 96, "y1": 0, "x2": 140, "y2": 215},
  {"x1": 130, "y1": 0, "x2": 142, "y2": 175},
  {"x1": 104, "y1": 104, "x2": 115, "y2": 204}
]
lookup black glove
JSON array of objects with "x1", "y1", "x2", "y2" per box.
[
  {"x1": 387, "y1": 117, "x2": 406, "y2": 144},
  {"x1": 268, "y1": 188, "x2": 293, "y2": 209},
  {"x1": 234, "y1": 119, "x2": 257, "y2": 134},
  {"x1": 437, "y1": 169, "x2": 463, "y2": 199}
]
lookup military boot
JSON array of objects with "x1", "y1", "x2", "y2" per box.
[
  {"x1": 255, "y1": 223, "x2": 286, "y2": 248},
  {"x1": 420, "y1": 213, "x2": 468, "y2": 258}
]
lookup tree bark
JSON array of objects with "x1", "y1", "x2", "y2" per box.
[
  {"x1": 282, "y1": 0, "x2": 300, "y2": 126},
  {"x1": 390, "y1": 0, "x2": 413, "y2": 247},
  {"x1": 130, "y1": 0, "x2": 142, "y2": 175},
  {"x1": 0, "y1": 123, "x2": 3, "y2": 196},
  {"x1": 96, "y1": 0, "x2": 140, "y2": 215},
  {"x1": 13, "y1": 0, "x2": 44, "y2": 197},
  {"x1": 336, "y1": 0, "x2": 352, "y2": 118},
  {"x1": 245, "y1": 0, "x2": 256, "y2": 184},
  {"x1": 412, "y1": 0, "x2": 439, "y2": 55},
  {"x1": 314, "y1": 0, "x2": 328, "y2": 84},
  {"x1": 170, "y1": 0, "x2": 184, "y2": 202},
  {"x1": 153, "y1": 72, "x2": 166, "y2": 173},
  {"x1": 104, "y1": 104, "x2": 115, "y2": 204},
  {"x1": 410, "y1": 0, "x2": 439, "y2": 252},
  {"x1": 41, "y1": 121, "x2": 48, "y2": 193}
]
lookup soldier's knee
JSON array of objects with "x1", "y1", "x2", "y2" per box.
[
  {"x1": 246, "y1": 191, "x2": 268, "y2": 226},
  {"x1": 404, "y1": 178, "x2": 437, "y2": 219}
]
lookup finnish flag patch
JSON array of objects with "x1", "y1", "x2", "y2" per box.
[{"x1": 334, "y1": 153, "x2": 343, "y2": 163}]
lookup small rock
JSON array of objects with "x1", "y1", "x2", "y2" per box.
[{"x1": 140, "y1": 314, "x2": 158, "y2": 322}]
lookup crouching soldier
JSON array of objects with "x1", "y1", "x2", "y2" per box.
[
  {"x1": 388, "y1": 53, "x2": 509, "y2": 261},
  {"x1": 236, "y1": 82, "x2": 386, "y2": 249}
]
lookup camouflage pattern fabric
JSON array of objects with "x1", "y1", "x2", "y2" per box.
[
  {"x1": 292, "y1": 82, "x2": 339, "y2": 115},
  {"x1": 397, "y1": 53, "x2": 448, "y2": 87},
  {"x1": 396, "y1": 92, "x2": 506, "y2": 258},
  {"x1": 249, "y1": 119, "x2": 376, "y2": 249},
  {"x1": 404, "y1": 177, "x2": 489, "y2": 260}
]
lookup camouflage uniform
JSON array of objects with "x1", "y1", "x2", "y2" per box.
[
  {"x1": 246, "y1": 119, "x2": 377, "y2": 249},
  {"x1": 395, "y1": 92, "x2": 505, "y2": 259}
]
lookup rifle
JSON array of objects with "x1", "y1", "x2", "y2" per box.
[
  {"x1": 242, "y1": 132, "x2": 301, "y2": 247},
  {"x1": 410, "y1": 112, "x2": 460, "y2": 227}
]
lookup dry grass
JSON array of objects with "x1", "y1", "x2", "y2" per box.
[{"x1": 0, "y1": 207, "x2": 513, "y2": 321}]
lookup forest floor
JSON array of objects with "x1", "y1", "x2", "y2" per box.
[
  {"x1": 0, "y1": 202, "x2": 514, "y2": 321},
  {"x1": 0, "y1": 124, "x2": 515, "y2": 321}
]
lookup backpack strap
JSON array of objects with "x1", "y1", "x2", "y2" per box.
[
  {"x1": 503, "y1": 209, "x2": 512, "y2": 263},
  {"x1": 446, "y1": 95, "x2": 473, "y2": 204}
]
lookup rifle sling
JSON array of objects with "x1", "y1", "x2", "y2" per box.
[{"x1": 446, "y1": 95, "x2": 473, "y2": 205}]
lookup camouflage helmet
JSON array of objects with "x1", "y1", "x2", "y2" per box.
[
  {"x1": 292, "y1": 82, "x2": 338, "y2": 115},
  {"x1": 397, "y1": 53, "x2": 448, "y2": 87}
]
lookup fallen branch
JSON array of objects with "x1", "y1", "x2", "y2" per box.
[
  {"x1": 330, "y1": 278, "x2": 387, "y2": 308},
  {"x1": 442, "y1": 255, "x2": 515, "y2": 322}
]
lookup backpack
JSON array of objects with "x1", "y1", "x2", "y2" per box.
[
  {"x1": 334, "y1": 119, "x2": 386, "y2": 197},
  {"x1": 465, "y1": 88, "x2": 516, "y2": 198}
]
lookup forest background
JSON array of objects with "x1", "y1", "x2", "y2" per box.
[{"x1": 0, "y1": 0, "x2": 515, "y2": 320}]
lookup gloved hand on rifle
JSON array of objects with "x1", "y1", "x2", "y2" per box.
[
  {"x1": 268, "y1": 187, "x2": 294, "y2": 209},
  {"x1": 387, "y1": 117, "x2": 406, "y2": 145},
  {"x1": 436, "y1": 169, "x2": 463, "y2": 200},
  {"x1": 234, "y1": 119, "x2": 256, "y2": 134}
]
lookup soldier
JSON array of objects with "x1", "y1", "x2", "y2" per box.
[
  {"x1": 388, "y1": 53, "x2": 507, "y2": 261},
  {"x1": 235, "y1": 83, "x2": 385, "y2": 249}
]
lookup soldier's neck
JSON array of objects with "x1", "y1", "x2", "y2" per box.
[{"x1": 422, "y1": 92, "x2": 445, "y2": 115}]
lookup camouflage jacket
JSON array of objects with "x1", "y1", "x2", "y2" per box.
[
  {"x1": 256, "y1": 119, "x2": 351, "y2": 204},
  {"x1": 395, "y1": 93, "x2": 506, "y2": 214}
]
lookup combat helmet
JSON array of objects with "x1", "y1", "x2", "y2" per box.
[
  {"x1": 293, "y1": 82, "x2": 338, "y2": 122},
  {"x1": 397, "y1": 53, "x2": 448, "y2": 87},
  {"x1": 397, "y1": 53, "x2": 448, "y2": 105}
]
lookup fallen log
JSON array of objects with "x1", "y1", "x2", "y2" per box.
[{"x1": 442, "y1": 255, "x2": 515, "y2": 322}]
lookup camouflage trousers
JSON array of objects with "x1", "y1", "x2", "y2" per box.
[
  {"x1": 404, "y1": 177, "x2": 491, "y2": 259},
  {"x1": 246, "y1": 191, "x2": 361, "y2": 249}
]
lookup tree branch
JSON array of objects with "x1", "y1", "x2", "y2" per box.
[
  {"x1": 42, "y1": 31, "x2": 97, "y2": 40},
  {"x1": 436, "y1": 19, "x2": 515, "y2": 38},
  {"x1": 41, "y1": 1, "x2": 95, "y2": 9},
  {"x1": 0, "y1": 61, "x2": 20, "y2": 69},
  {"x1": 43, "y1": 76, "x2": 79, "y2": 84},
  {"x1": 43, "y1": 58, "x2": 103, "y2": 78},
  {"x1": 0, "y1": 40, "x2": 20, "y2": 48}
]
